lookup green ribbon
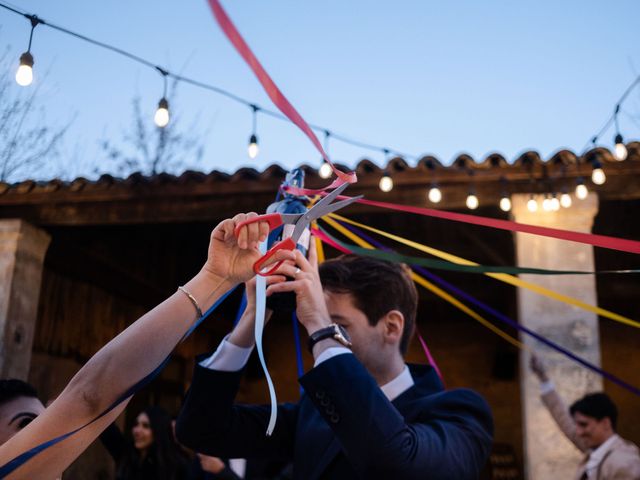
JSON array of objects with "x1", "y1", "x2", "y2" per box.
[{"x1": 317, "y1": 226, "x2": 640, "y2": 276}]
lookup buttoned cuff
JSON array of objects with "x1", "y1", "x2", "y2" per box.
[{"x1": 199, "y1": 335, "x2": 254, "y2": 372}]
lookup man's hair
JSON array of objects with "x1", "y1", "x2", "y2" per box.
[
  {"x1": 0, "y1": 379, "x2": 39, "y2": 407},
  {"x1": 319, "y1": 255, "x2": 417, "y2": 355},
  {"x1": 570, "y1": 393, "x2": 618, "y2": 430}
]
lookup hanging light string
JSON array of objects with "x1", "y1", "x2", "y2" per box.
[
  {"x1": 0, "y1": 1, "x2": 419, "y2": 161},
  {"x1": 581, "y1": 73, "x2": 640, "y2": 154}
]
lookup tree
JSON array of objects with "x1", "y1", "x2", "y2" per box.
[
  {"x1": 0, "y1": 46, "x2": 70, "y2": 182},
  {"x1": 100, "y1": 79, "x2": 207, "y2": 177}
]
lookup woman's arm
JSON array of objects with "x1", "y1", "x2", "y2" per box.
[{"x1": 0, "y1": 213, "x2": 293, "y2": 479}]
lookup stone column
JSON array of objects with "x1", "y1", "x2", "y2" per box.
[
  {"x1": 512, "y1": 193, "x2": 602, "y2": 480},
  {"x1": 0, "y1": 219, "x2": 51, "y2": 379}
]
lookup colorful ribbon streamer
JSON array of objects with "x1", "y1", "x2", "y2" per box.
[
  {"x1": 285, "y1": 187, "x2": 640, "y2": 255},
  {"x1": 322, "y1": 220, "x2": 640, "y2": 397},
  {"x1": 207, "y1": 0, "x2": 356, "y2": 190},
  {"x1": 329, "y1": 214, "x2": 640, "y2": 330}
]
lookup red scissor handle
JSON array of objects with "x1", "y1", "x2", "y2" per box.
[
  {"x1": 253, "y1": 237, "x2": 296, "y2": 276},
  {"x1": 233, "y1": 213, "x2": 285, "y2": 238}
]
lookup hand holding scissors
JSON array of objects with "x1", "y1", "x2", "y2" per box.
[{"x1": 234, "y1": 183, "x2": 361, "y2": 275}]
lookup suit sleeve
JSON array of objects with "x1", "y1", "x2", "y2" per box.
[
  {"x1": 299, "y1": 354, "x2": 493, "y2": 480},
  {"x1": 540, "y1": 388, "x2": 586, "y2": 452},
  {"x1": 176, "y1": 362, "x2": 299, "y2": 461}
]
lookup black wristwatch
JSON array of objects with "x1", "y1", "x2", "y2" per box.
[{"x1": 308, "y1": 323, "x2": 352, "y2": 352}]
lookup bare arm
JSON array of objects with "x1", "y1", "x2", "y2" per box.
[{"x1": 0, "y1": 213, "x2": 294, "y2": 479}]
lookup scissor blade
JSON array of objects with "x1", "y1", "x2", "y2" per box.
[
  {"x1": 309, "y1": 195, "x2": 363, "y2": 219},
  {"x1": 309, "y1": 182, "x2": 350, "y2": 211}
]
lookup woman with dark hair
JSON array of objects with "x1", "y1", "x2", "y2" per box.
[{"x1": 101, "y1": 406, "x2": 189, "y2": 480}]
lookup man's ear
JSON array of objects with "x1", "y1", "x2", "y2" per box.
[{"x1": 381, "y1": 310, "x2": 404, "y2": 346}]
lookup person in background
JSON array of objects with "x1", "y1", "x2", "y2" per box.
[
  {"x1": 530, "y1": 354, "x2": 640, "y2": 479},
  {"x1": 101, "y1": 406, "x2": 189, "y2": 480},
  {"x1": 0, "y1": 380, "x2": 45, "y2": 446}
]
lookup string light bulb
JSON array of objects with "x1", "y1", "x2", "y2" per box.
[
  {"x1": 575, "y1": 177, "x2": 588, "y2": 200},
  {"x1": 550, "y1": 194, "x2": 560, "y2": 211},
  {"x1": 247, "y1": 105, "x2": 259, "y2": 159},
  {"x1": 614, "y1": 134, "x2": 627, "y2": 161},
  {"x1": 591, "y1": 160, "x2": 606, "y2": 185},
  {"x1": 319, "y1": 162, "x2": 332, "y2": 179},
  {"x1": 247, "y1": 134, "x2": 259, "y2": 159},
  {"x1": 542, "y1": 195, "x2": 553, "y2": 212},
  {"x1": 15, "y1": 15, "x2": 41, "y2": 87},
  {"x1": 560, "y1": 192, "x2": 572, "y2": 208},
  {"x1": 527, "y1": 195, "x2": 538, "y2": 213},
  {"x1": 15, "y1": 52, "x2": 34, "y2": 86},
  {"x1": 154, "y1": 97, "x2": 170, "y2": 128},
  {"x1": 428, "y1": 183, "x2": 442, "y2": 203},
  {"x1": 499, "y1": 194, "x2": 511, "y2": 212},
  {"x1": 466, "y1": 191, "x2": 479, "y2": 210},
  {"x1": 379, "y1": 172, "x2": 393, "y2": 192}
]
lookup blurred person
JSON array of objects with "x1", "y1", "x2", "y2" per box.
[
  {"x1": 531, "y1": 354, "x2": 640, "y2": 479},
  {"x1": 101, "y1": 406, "x2": 189, "y2": 480},
  {"x1": 0, "y1": 380, "x2": 45, "y2": 446}
]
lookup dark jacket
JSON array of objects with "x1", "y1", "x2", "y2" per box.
[{"x1": 177, "y1": 353, "x2": 493, "y2": 480}]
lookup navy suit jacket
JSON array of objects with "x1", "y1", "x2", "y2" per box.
[{"x1": 177, "y1": 353, "x2": 493, "y2": 480}]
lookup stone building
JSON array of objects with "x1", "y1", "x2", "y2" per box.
[{"x1": 0, "y1": 144, "x2": 638, "y2": 479}]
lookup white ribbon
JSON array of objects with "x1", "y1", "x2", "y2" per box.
[{"x1": 254, "y1": 240, "x2": 278, "y2": 435}]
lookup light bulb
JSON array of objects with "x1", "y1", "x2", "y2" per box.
[
  {"x1": 576, "y1": 182, "x2": 588, "y2": 200},
  {"x1": 560, "y1": 193, "x2": 572, "y2": 208},
  {"x1": 614, "y1": 134, "x2": 627, "y2": 161},
  {"x1": 247, "y1": 134, "x2": 259, "y2": 159},
  {"x1": 379, "y1": 174, "x2": 393, "y2": 192},
  {"x1": 466, "y1": 193, "x2": 478, "y2": 210},
  {"x1": 428, "y1": 186, "x2": 442, "y2": 203},
  {"x1": 542, "y1": 197, "x2": 553, "y2": 212},
  {"x1": 15, "y1": 52, "x2": 34, "y2": 86},
  {"x1": 550, "y1": 196, "x2": 560, "y2": 211},
  {"x1": 499, "y1": 196, "x2": 511, "y2": 212},
  {"x1": 527, "y1": 197, "x2": 538, "y2": 212},
  {"x1": 318, "y1": 162, "x2": 333, "y2": 179},
  {"x1": 154, "y1": 98, "x2": 170, "y2": 128},
  {"x1": 591, "y1": 167, "x2": 606, "y2": 185}
]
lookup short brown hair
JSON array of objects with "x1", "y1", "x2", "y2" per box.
[{"x1": 319, "y1": 255, "x2": 417, "y2": 355}]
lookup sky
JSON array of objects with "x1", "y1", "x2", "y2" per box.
[{"x1": 0, "y1": 0, "x2": 639, "y2": 181}]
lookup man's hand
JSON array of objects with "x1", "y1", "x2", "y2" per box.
[
  {"x1": 202, "y1": 212, "x2": 295, "y2": 285},
  {"x1": 265, "y1": 241, "x2": 332, "y2": 335},
  {"x1": 530, "y1": 354, "x2": 549, "y2": 383}
]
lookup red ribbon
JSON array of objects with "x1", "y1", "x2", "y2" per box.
[
  {"x1": 207, "y1": 0, "x2": 356, "y2": 189},
  {"x1": 295, "y1": 187, "x2": 640, "y2": 255}
]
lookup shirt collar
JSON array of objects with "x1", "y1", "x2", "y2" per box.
[
  {"x1": 380, "y1": 365, "x2": 414, "y2": 401},
  {"x1": 585, "y1": 434, "x2": 619, "y2": 472}
]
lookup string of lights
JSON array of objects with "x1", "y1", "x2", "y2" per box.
[
  {"x1": 0, "y1": 2, "x2": 636, "y2": 206},
  {"x1": 0, "y1": 2, "x2": 419, "y2": 163}
]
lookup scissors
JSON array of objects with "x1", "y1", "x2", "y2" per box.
[{"x1": 234, "y1": 182, "x2": 362, "y2": 275}]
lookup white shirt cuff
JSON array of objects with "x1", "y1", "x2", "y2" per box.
[
  {"x1": 540, "y1": 380, "x2": 555, "y2": 395},
  {"x1": 199, "y1": 335, "x2": 254, "y2": 372},
  {"x1": 313, "y1": 347, "x2": 352, "y2": 368}
]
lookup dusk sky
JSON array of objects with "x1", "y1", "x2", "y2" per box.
[{"x1": 1, "y1": 0, "x2": 639, "y2": 181}]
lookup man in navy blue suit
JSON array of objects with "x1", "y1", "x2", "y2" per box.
[{"x1": 177, "y1": 247, "x2": 493, "y2": 479}]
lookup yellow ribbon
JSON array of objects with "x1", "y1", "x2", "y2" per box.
[
  {"x1": 328, "y1": 213, "x2": 640, "y2": 330},
  {"x1": 322, "y1": 216, "x2": 526, "y2": 349}
]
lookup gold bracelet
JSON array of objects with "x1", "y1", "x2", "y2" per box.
[{"x1": 178, "y1": 286, "x2": 203, "y2": 318}]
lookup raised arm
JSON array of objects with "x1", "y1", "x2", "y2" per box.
[{"x1": 0, "y1": 213, "x2": 294, "y2": 479}]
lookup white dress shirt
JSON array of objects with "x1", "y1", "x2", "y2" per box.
[{"x1": 584, "y1": 434, "x2": 620, "y2": 479}]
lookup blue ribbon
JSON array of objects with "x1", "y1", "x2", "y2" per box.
[{"x1": 292, "y1": 312, "x2": 305, "y2": 395}]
